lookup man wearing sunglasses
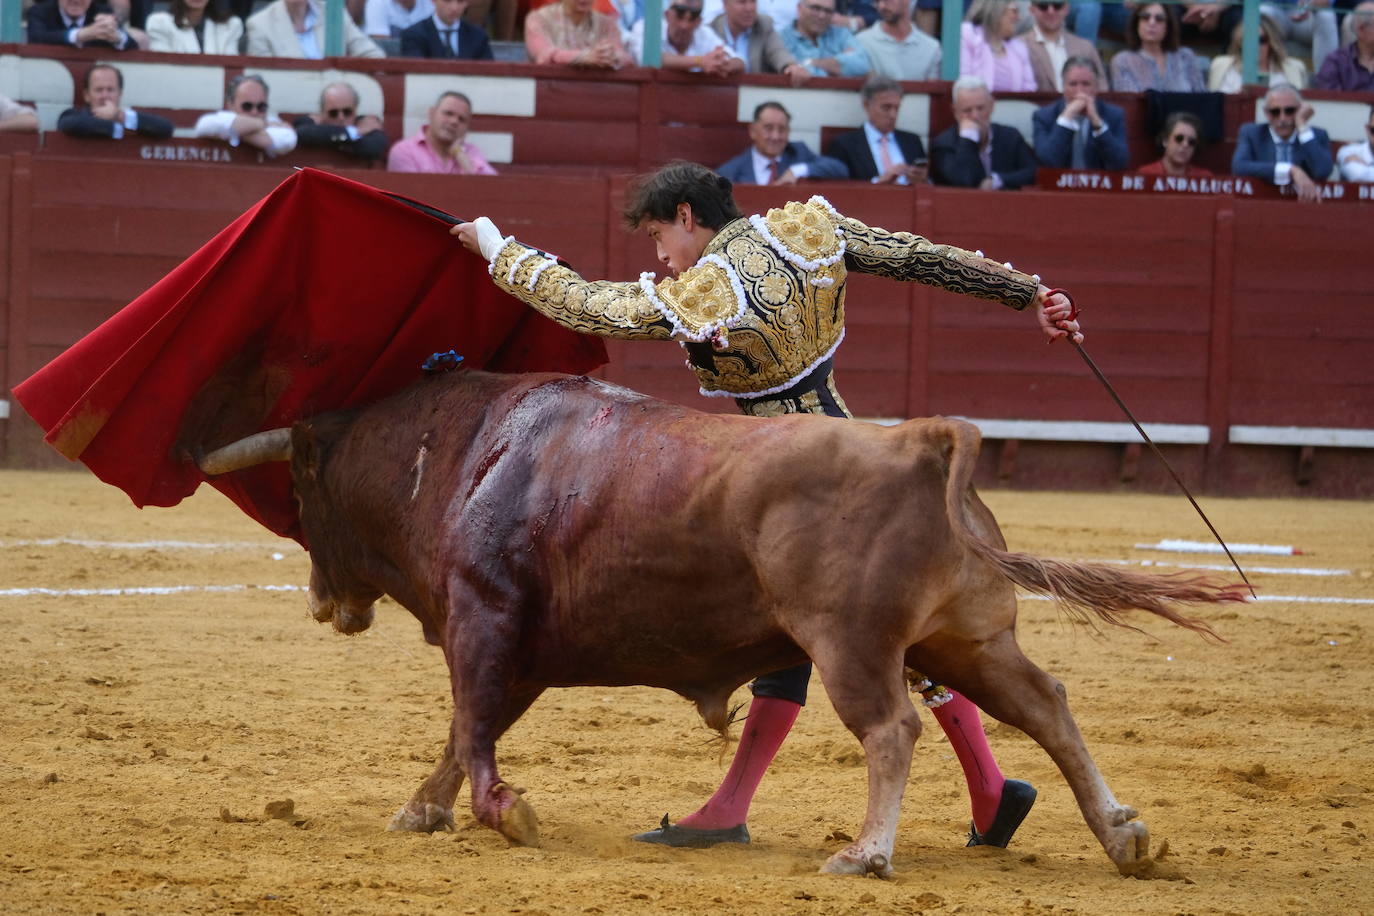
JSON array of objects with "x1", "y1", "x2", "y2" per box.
[
  {"x1": 56, "y1": 63, "x2": 173, "y2": 140},
  {"x1": 630, "y1": 0, "x2": 744, "y2": 74},
  {"x1": 292, "y1": 81, "x2": 391, "y2": 162},
  {"x1": 1232, "y1": 85, "x2": 1333, "y2": 204},
  {"x1": 194, "y1": 74, "x2": 298, "y2": 158},
  {"x1": 1025, "y1": 0, "x2": 1106, "y2": 93}
]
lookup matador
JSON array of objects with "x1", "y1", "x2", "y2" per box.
[{"x1": 455, "y1": 160, "x2": 1082, "y2": 851}]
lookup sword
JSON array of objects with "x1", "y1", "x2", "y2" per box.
[{"x1": 1044, "y1": 289, "x2": 1257, "y2": 598}]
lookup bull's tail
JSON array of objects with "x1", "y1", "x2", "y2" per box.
[{"x1": 938, "y1": 419, "x2": 1247, "y2": 641}]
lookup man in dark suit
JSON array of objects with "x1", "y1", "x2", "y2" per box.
[
  {"x1": 26, "y1": 0, "x2": 140, "y2": 49},
  {"x1": 293, "y1": 82, "x2": 391, "y2": 163},
  {"x1": 824, "y1": 75, "x2": 928, "y2": 185},
  {"x1": 57, "y1": 64, "x2": 173, "y2": 140},
  {"x1": 1232, "y1": 85, "x2": 1334, "y2": 205},
  {"x1": 1032, "y1": 56, "x2": 1128, "y2": 171},
  {"x1": 717, "y1": 101, "x2": 848, "y2": 185},
  {"x1": 931, "y1": 76, "x2": 1037, "y2": 191},
  {"x1": 399, "y1": 0, "x2": 493, "y2": 59}
]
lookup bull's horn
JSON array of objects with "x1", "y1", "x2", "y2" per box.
[{"x1": 198, "y1": 428, "x2": 293, "y2": 475}]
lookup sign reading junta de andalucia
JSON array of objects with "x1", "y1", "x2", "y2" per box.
[{"x1": 1041, "y1": 169, "x2": 1371, "y2": 201}]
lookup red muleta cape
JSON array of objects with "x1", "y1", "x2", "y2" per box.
[{"x1": 13, "y1": 168, "x2": 606, "y2": 544}]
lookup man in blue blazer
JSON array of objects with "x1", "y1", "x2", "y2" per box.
[
  {"x1": 399, "y1": 0, "x2": 493, "y2": 59},
  {"x1": 26, "y1": 0, "x2": 139, "y2": 49},
  {"x1": 931, "y1": 76, "x2": 1037, "y2": 190},
  {"x1": 717, "y1": 101, "x2": 848, "y2": 185},
  {"x1": 1032, "y1": 56, "x2": 1128, "y2": 171},
  {"x1": 824, "y1": 75, "x2": 928, "y2": 184},
  {"x1": 1232, "y1": 85, "x2": 1333, "y2": 204}
]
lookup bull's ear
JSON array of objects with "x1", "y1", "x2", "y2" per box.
[{"x1": 291, "y1": 422, "x2": 321, "y2": 482}]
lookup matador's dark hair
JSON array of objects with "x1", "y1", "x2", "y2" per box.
[{"x1": 621, "y1": 160, "x2": 742, "y2": 231}]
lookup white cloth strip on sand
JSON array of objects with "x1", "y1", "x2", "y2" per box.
[
  {"x1": 0, "y1": 584, "x2": 306, "y2": 598},
  {"x1": 1135, "y1": 539, "x2": 1300, "y2": 555},
  {"x1": 1020, "y1": 593, "x2": 1374, "y2": 606},
  {"x1": 1095, "y1": 559, "x2": 1348, "y2": 576},
  {"x1": 0, "y1": 538, "x2": 292, "y2": 551}
]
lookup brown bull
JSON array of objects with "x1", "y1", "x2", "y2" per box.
[{"x1": 205, "y1": 368, "x2": 1244, "y2": 877}]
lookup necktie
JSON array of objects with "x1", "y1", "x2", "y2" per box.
[
  {"x1": 1277, "y1": 140, "x2": 1292, "y2": 165},
  {"x1": 439, "y1": 27, "x2": 457, "y2": 56},
  {"x1": 878, "y1": 134, "x2": 895, "y2": 173},
  {"x1": 767, "y1": 159, "x2": 779, "y2": 184},
  {"x1": 1071, "y1": 119, "x2": 1089, "y2": 169}
]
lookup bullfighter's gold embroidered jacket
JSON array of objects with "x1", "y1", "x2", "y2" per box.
[{"x1": 489, "y1": 196, "x2": 1040, "y2": 400}]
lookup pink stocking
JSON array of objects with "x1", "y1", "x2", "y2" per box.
[
  {"x1": 930, "y1": 690, "x2": 1005, "y2": 834},
  {"x1": 676, "y1": 696, "x2": 801, "y2": 830}
]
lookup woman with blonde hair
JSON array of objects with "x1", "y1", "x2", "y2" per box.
[
  {"x1": 1208, "y1": 17, "x2": 1308, "y2": 93},
  {"x1": 146, "y1": 0, "x2": 244, "y2": 54},
  {"x1": 960, "y1": 0, "x2": 1036, "y2": 92},
  {"x1": 523, "y1": 0, "x2": 633, "y2": 68}
]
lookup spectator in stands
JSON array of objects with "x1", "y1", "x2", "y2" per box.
[
  {"x1": 1314, "y1": 1, "x2": 1374, "y2": 90},
  {"x1": 960, "y1": 0, "x2": 1035, "y2": 92},
  {"x1": 1067, "y1": 2, "x2": 1129, "y2": 46},
  {"x1": 1137, "y1": 111, "x2": 1213, "y2": 176},
  {"x1": 1260, "y1": 1, "x2": 1340, "y2": 75},
  {"x1": 825, "y1": 75, "x2": 928, "y2": 184},
  {"x1": 710, "y1": 0, "x2": 812, "y2": 85},
  {"x1": 629, "y1": 0, "x2": 745, "y2": 73},
  {"x1": 292, "y1": 82, "x2": 390, "y2": 162},
  {"x1": 365, "y1": 0, "x2": 434, "y2": 39},
  {"x1": 524, "y1": 0, "x2": 634, "y2": 68},
  {"x1": 1178, "y1": 1, "x2": 1243, "y2": 46},
  {"x1": 1209, "y1": 17, "x2": 1308, "y2": 93},
  {"x1": 855, "y1": 0, "x2": 941, "y2": 81},
  {"x1": 1335, "y1": 104, "x2": 1374, "y2": 181},
  {"x1": 57, "y1": 64, "x2": 174, "y2": 140},
  {"x1": 26, "y1": 0, "x2": 140, "y2": 49},
  {"x1": 1033, "y1": 56, "x2": 1129, "y2": 170},
  {"x1": 914, "y1": 0, "x2": 971, "y2": 39},
  {"x1": 1026, "y1": 0, "x2": 1107, "y2": 93},
  {"x1": 0, "y1": 95, "x2": 38, "y2": 133},
  {"x1": 399, "y1": 0, "x2": 493, "y2": 57},
  {"x1": 194, "y1": 74, "x2": 298, "y2": 157},
  {"x1": 931, "y1": 76, "x2": 1037, "y2": 190},
  {"x1": 246, "y1": 0, "x2": 386, "y2": 57},
  {"x1": 1232, "y1": 85, "x2": 1334, "y2": 202},
  {"x1": 1110, "y1": 3, "x2": 1206, "y2": 92},
  {"x1": 717, "y1": 101, "x2": 848, "y2": 184},
  {"x1": 388, "y1": 90, "x2": 498, "y2": 174},
  {"x1": 780, "y1": 0, "x2": 870, "y2": 78},
  {"x1": 146, "y1": 0, "x2": 245, "y2": 53}
]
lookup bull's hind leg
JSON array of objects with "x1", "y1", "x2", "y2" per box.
[
  {"x1": 808, "y1": 646, "x2": 922, "y2": 878},
  {"x1": 918, "y1": 632, "x2": 1151, "y2": 875}
]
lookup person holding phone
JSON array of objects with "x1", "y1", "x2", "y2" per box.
[{"x1": 825, "y1": 74, "x2": 929, "y2": 184}]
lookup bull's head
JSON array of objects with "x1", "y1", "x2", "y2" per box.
[{"x1": 199, "y1": 423, "x2": 381, "y2": 635}]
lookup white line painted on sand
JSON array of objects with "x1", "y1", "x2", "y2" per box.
[
  {"x1": 0, "y1": 584, "x2": 306, "y2": 598},
  {"x1": 0, "y1": 538, "x2": 293, "y2": 551}
]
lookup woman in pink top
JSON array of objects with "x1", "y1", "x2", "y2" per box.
[
  {"x1": 960, "y1": 0, "x2": 1035, "y2": 92},
  {"x1": 524, "y1": 0, "x2": 633, "y2": 68}
]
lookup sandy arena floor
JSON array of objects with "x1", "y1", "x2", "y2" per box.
[{"x1": 1, "y1": 469, "x2": 1371, "y2": 915}]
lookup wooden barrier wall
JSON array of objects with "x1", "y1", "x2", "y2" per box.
[{"x1": 3, "y1": 154, "x2": 1372, "y2": 498}]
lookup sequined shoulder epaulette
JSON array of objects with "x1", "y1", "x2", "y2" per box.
[
  {"x1": 747, "y1": 196, "x2": 846, "y2": 283},
  {"x1": 640, "y1": 254, "x2": 747, "y2": 346}
]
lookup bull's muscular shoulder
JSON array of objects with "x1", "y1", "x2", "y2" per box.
[{"x1": 748, "y1": 197, "x2": 846, "y2": 270}]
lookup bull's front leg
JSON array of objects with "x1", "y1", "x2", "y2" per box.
[
  {"x1": 389, "y1": 735, "x2": 464, "y2": 833},
  {"x1": 810, "y1": 650, "x2": 922, "y2": 878}
]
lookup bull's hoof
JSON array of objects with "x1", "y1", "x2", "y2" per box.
[
  {"x1": 498, "y1": 794, "x2": 540, "y2": 847},
  {"x1": 387, "y1": 802, "x2": 455, "y2": 833},
  {"x1": 820, "y1": 848, "x2": 893, "y2": 879},
  {"x1": 1103, "y1": 815, "x2": 1151, "y2": 875}
]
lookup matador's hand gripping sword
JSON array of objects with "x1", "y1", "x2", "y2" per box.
[{"x1": 1042, "y1": 289, "x2": 1256, "y2": 599}]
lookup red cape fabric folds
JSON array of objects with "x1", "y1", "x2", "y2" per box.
[{"x1": 13, "y1": 168, "x2": 606, "y2": 543}]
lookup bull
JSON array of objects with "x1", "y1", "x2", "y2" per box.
[{"x1": 201, "y1": 368, "x2": 1243, "y2": 878}]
